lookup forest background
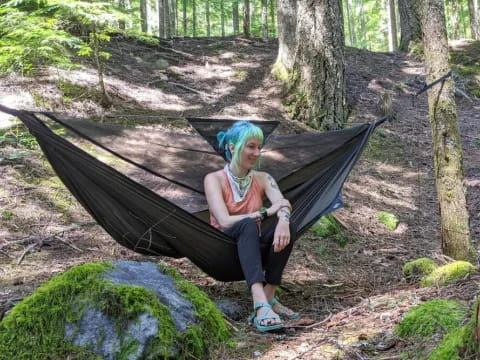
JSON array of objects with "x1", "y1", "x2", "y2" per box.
[{"x1": 0, "y1": 0, "x2": 480, "y2": 359}]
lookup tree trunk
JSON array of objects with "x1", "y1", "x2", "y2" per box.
[
  {"x1": 450, "y1": 0, "x2": 460, "y2": 40},
  {"x1": 345, "y1": 0, "x2": 354, "y2": 45},
  {"x1": 206, "y1": 0, "x2": 210, "y2": 37},
  {"x1": 388, "y1": 0, "x2": 398, "y2": 51},
  {"x1": 158, "y1": 0, "x2": 165, "y2": 37},
  {"x1": 221, "y1": 0, "x2": 225, "y2": 37},
  {"x1": 359, "y1": 0, "x2": 367, "y2": 44},
  {"x1": 398, "y1": 0, "x2": 422, "y2": 51},
  {"x1": 468, "y1": 0, "x2": 480, "y2": 39},
  {"x1": 261, "y1": 0, "x2": 268, "y2": 38},
  {"x1": 420, "y1": 0, "x2": 473, "y2": 260},
  {"x1": 183, "y1": 0, "x2": 187, "y2": 36},
  {"x1": 164, "y1": 0, "x2": 171, "y2": 37},
  {"x1": 269, "y1": 0, "x2": 276, "y2": 37},
  {"x1": 243, "y1": 0, "x2": 250, "y2": 37},
  {"x1": 283, "y1": 0, "x2": 347, "y2": 129},
  {"x1": 118, "y1": 0, "x2": 126, "y2": 30},
  {"x1": 140, "y1": 0, "x2": 150, "y2": 33},
  {"x1": 233, "y1": 0, "x2": 240, "y2": 35},
  {"x1": 192, "y1": 0, "x2": 197, "y2": 37},
  {"x1": 275, "y1": 0, "x2": 296, "y2": 71},
  {"x1": 171, "y1": 0, "x2": 177, "y2": 36}
]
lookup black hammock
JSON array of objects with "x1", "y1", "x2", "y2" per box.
[{"x1": 0, "y1": 105, "x2": 386, "y2": 282}]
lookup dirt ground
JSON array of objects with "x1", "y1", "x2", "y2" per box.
[{"x1": 0, "y1": 36, "x2": 479, "y2": 359}]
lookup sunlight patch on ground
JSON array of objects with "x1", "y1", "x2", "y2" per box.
[{"x1": 0, "y1": 94, "x2": 34, "y2": 128}]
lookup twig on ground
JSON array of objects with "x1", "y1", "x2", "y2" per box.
[
  {"x1": 53, "y1": 235, "x2": 83, "y2": 252},
  {"x1": 289, "y1": 340, "x2": 328, "y2": 360},
  {"x1": 167, "y1": 81, "x2": 216, "y2": 98}
]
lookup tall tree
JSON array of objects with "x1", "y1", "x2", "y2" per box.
[
  {"x1": 221, "y1": 0, "x2": 225, "y2": 36},
  {"x1": 158, "y1": 0, "x2": 165, "y2": 37},
  {"x1": 345, "y1": 0, "x2": 356, "y2": 45},
  {"x1": 261, "y1": 0, "x2": 268, "y2": 38},
  {"x1": 420, "y1": 0, "x2": 473, "y2": 260},
  {"x1": 275, "y1": 0, "x2": 296, "y2": 71},
  {"x1": 450, "y1": 0, "x2": 460, "y2": 39},
  {"x1": 269, "y1": 0, "x2": 276, "y2": 36},
  {"x1": 171, "y1": 0, "x2": 177, "y2": 35},
  {"x1": 398, "y1": 0, "x2": 422, "y2": 51},
  {"x1": 243, "y1": 0, "x2": 250, "y2": 37},
  {"x1": 140, "y1": 0, "x2": 150, "y2": 33},
  {"x1": 276, "y1": 0, "x2": 346, "y2": 129},
  {"x1": 192, "y1": 0, "x2": 197, "y2": 36},
  {"x1": 206, "y1": 0, "x2": 211, "y2": 36},
  {"x1": 164, "y1": 0, "x2": 171, "y2": 37},
  {"x1": 468, "y1": 0, "x2": 480, "y2": 39},
  {"x1": 387, "y1": 0, "x2": 398, "y2": 51},
  {"x1": 232, "y1": 0, "x2": 240, "y2": 34},
  {"x1": 183, "y1": 0, "x2": 187, "y2": 35}
]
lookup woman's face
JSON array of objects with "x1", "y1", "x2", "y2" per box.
[{"x1": 233, "y1": 137, "x2": 262, "y2": 169}]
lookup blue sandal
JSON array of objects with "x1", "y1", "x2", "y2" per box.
[
  {"x1": 249, "y1": 302, "x2": 284, "y2": 332},
  {"x1": 269, "y1": 296, "x2": 301, "y2": 321}
]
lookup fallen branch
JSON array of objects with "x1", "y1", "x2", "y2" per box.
[
  {"x1": 289, "y1": 340, "x2": 329, "y2": 360},
  {"x1": 167, "y1": 81, "x2": 216, "y2": 98}
]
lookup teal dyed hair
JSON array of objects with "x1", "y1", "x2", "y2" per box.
[{"x1": 217, "y1": 121, "x2": 264, "y2": 168}]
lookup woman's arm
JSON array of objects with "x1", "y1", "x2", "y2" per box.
[
  {"x1": 260, "y1": 172, "x2": 292, "y2": 252},
  {"x1": 204, "y1": 172, "x2": 262, "y2": 229}
]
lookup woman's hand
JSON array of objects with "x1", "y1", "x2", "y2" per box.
[
  {"x1": 267, "y1": 198, "x2": 291, "y2": 216},
  {"x1": 272, "y1": 220, "x2": 290, "y2": 253}
]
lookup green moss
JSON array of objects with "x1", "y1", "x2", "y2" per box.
[
  {"x1": 377, "y1": 211, "x2": 399, "y2": 230},
  {"x1": 233, "y1": 71, "x2": 247, "y2": 80},
  {"x1": 454, "y1": 65, "x2": 480, "y2": 77},
  {"x1": 311, "y1": 214, "x2": 347, "y2": 247},
  {"x1": 160, "y1": 265, "x2": 230, "y2": 358},
  {"x1": 420, "y1": 261, "x2": 476, "y2": 287},
  {"x1": 271, "y1": 61, "x2": 290, "y2": 82},
  {"x1": 396, "y1": 300, "x2": 468, "y2": 339},
  {"x1": 428, "y1": 323, "x2": 475, "y2": 360},
  {"x1": 0, "y1": 262, "x2": 227, "y2": 360},
  {"x1": 0, "y1": 262, "x2": 113, "y2": 360},
  {"x1": 403, "y1": 258, "x2": 436, "y2": 281},
  {"x1": 57, "y1": 80, "x2": 103, "y2": 104}
]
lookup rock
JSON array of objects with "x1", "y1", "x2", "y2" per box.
[
  {"x1": 215, "y1": 299, "x2": 246, "y2": 321},
  {"x1": 155, "y1": 58, "x2": 170, "y2": 70},
  {"x1": 0, "y1": 261, "x2": 229, "y2": 360}
]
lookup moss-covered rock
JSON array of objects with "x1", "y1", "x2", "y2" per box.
[
  {"x1": 396, "y1": 300, "x2": 468, "y2": 339},
  {"x1": 403, "y1": 258, "x2": 437, "y2": 281},
  {"x1": 311, "y1": 214, "x2": 347, "y2": 247},
  {"x1": 0, "y1": 261, "x2": 229, "y2": 360},
  {"x1": 420, "y1": 261, "x2": 476, "y2": 288},
  {"x1": 428, "y1": 323, "x2": 476, "y2": 360},
  {"x1": 376, "y1": 211, "x2": 399, "y2": 230}
]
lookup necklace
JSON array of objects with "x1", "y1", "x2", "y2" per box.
[{"x1": 225, "y1": 164, "x2": 253, "y2": 202}]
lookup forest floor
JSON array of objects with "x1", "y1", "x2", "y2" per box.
[{"x1": 0, "y1": 36, "x2": 479, "y2": 359}]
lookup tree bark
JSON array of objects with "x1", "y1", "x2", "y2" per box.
[
  {"x1": 345, "y1": 0, "x2": 356, "y2": 45},
  {"x1": 276, "y1": 0, "x2": 296, "y2": 70},
  {"x1": 221, "y1": 0, "x2": 225, "y2": 37},
  {"x1": 262, "y1": 0, "x2": 268, "y2": 38},
  {"x1": 183, "y1": 0, "x2": 187, "y2": 36},
  {"x1": 158, "y1": 0, "x2": 165, "y2": 37},
  {"x1": 450, "y1": 0, "x2": 460, "y2": 40},
  {"x1": 192, "y1": 0, "x2": 197, "y2": 37},
  {"x1": 243, "y1": 0, "x2": 251, "y2": 37},
  {"x1": 171, "y1": 0, "x2": 177, "y2": 36},
  {"x1": 164, "y1": 0, "x2": 171, "y2": 37},
  {"x1": 468, "y1": 0, "x2": 480, "y2": 39},
  {"x1": 140, "y1": 0, "x2": 150, "y2": 33},
  {"x1": 233, "y1": 0, "x2": 240, "y2": 35},
  {"x1": 206, "y1": 0, "x2": 211, "y2": 37},
  {"x1": 286, "y1": 0, "x2": 347, "y2": 129},
  {"x1": 388, "y1": 0, "x2": 398, "y2": 51},
  {"x1": 420, "y1": 0, "x2": 473, "y2": 260},
  {"x1": 269, "y1": 0, "x2": 276, "y2": 37},
  {"x1": 398, "y1": 0, "x2": 422, "y2": 51}
]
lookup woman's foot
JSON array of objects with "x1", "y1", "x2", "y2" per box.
[
  {"x1": 269, "y1": 296, "x2": 301, "y2": 321},
  {"x1": 250, "y1": 302, "x2": 283, "y2": 332}
]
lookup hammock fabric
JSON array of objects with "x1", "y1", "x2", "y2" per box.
[{"x1": 0, "y1": 105, "x2": 382, "y2": 281}]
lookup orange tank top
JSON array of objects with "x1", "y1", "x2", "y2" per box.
[{"x1": 210, "y1": 170, "x2": 265, "y2": 231}]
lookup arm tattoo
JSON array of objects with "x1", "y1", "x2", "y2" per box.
[
  {"x1": 278, "y1": 207, "x2": 291, "y2": 223},
  {"x1": 267, "y1": 174, "x2": 279, "y2": 190}
]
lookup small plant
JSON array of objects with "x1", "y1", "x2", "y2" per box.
[
  {"x1": 233, "y1": 71, "x2": 247, "y2": 80},
  {"x1": 0, "y1": 126, "x2": 38, "y2": 149},
  {"x1": 396, "y1": 300, "x2": 467, "y2": 338},
  {"x1": 420, "y1": 261, "x2": 476, "y2": 287},
  {"x1": 1, "y1": 210, "x2": 14, "y2": 220},
  {"x1": 403, "y1": 258, "x2": 436, "y2": 282},
  {"x1": 377, "y1": 211, "x2": 399, "y2": 230}
]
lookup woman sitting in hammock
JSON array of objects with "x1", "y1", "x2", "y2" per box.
[{"x1": 204, "y1": 120, "x2": 300, "y2": 332}]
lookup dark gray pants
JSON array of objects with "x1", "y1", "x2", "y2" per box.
[{"x1": 224, "y1": 218, "x2": 295, "y2": 289}]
